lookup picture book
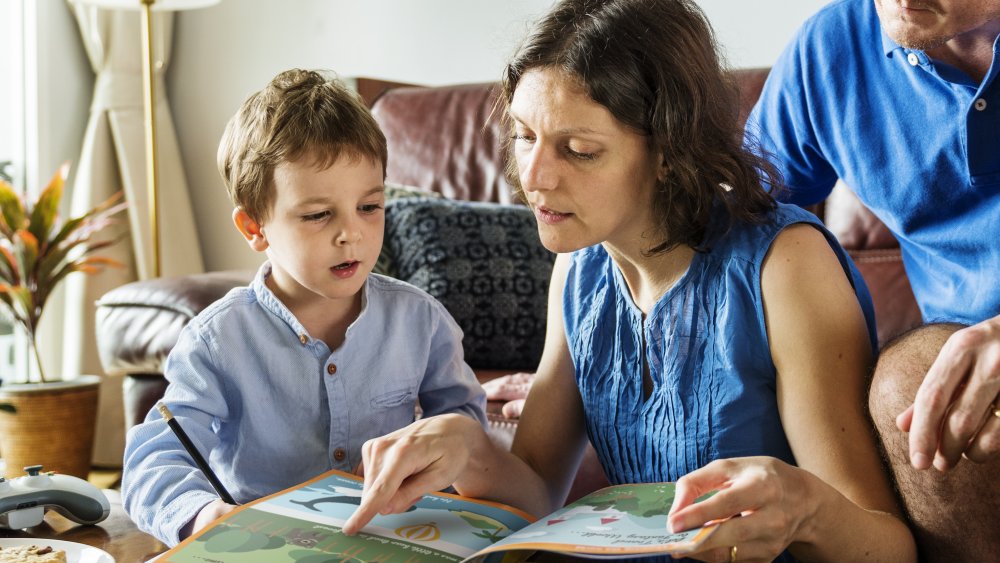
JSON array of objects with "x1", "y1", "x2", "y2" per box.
[{"x1": 160, "y1": 469, "x2": 720, "y2": 562}]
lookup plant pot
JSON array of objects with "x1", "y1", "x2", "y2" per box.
[{"x1": 0, "y1": 374, "x2": 100, "y2": 480}]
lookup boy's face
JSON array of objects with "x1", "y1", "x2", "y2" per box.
[{"x1": 236, "y1": 153, "x2": 385, "y2": 313}]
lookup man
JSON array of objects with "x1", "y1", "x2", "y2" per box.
[{"x1": 746, "y1": 0, "x2": 1000, "y2": 559}]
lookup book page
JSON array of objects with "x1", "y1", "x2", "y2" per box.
[
  {"x1": 475, "y1": 482, "x2": 718, "y2": 559},
  {"x1": 161, "y1": 469, "x2": 533, "y2": 563}
]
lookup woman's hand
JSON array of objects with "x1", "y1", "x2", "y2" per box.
[
  {"x1": 898, "y1": 315, "x2": 1000, "y2": 470},
  {"x1": 342, "y1": 413, "x2": 487, "y2": 535},
  {"x1": 667, "y1": 457, "x2": 815, "y2": 563}
]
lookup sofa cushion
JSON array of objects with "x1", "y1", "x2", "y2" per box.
[
  {"x1": 372, "y1": 83, "x2": 514, "y2": 204},
  {"x1": 373, "y1": 181, "x2": 442, "y2": 277},
  {"x1": 384, "y1": 198, "x2": 555, "y2": 370}
]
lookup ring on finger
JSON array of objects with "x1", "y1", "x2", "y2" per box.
[
  {"x1": 729, "y1": 545, "x2": 738, "y2": 563},
  {"x1": 992, "y1": 402, "x2": 1000, "y2": 419}
]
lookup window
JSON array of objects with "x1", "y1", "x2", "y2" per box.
[{"x1": 0, "y1": 0, "x2": 27, "y2": 384}]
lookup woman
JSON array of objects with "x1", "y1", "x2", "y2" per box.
[{"x1": 344, "y1": 0, "x2": 916, "y2": 560}]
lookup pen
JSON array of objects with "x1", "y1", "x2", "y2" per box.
[{"x1": 156, "y1": 402, "x2": 239, "y2": 505}]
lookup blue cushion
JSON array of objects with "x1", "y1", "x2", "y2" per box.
[
  {"x1": 372, "y1": 182, "x2": 441, "y2": 276},
  {"x1": 384, "y1": 198, "x2": 554, "y2": 370}
]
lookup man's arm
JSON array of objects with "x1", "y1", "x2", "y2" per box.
[{"x1": 744, "y1": 23, "x2": 839, "y2": 205}]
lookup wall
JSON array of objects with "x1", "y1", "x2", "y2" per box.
[
  {"x1": 168, "y1": 0, "x2": 829, "y2": 273},
  {"x1": 24, "y1": 0, "x2": 92, "y2": 199}
]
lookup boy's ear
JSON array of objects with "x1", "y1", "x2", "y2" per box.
[{"x1": 233, "y1": 208, "x2": 269, "y2": 252}]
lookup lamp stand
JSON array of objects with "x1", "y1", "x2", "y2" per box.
[{"x1": 140, "y1": 0, "x2": 161, "y2": 277}]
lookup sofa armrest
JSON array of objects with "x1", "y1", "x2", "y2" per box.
[{"x1": 95, "y1": 270, "x2": 255, "y2": 377}]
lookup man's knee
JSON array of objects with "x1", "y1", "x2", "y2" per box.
[
  {"x1": 868, "y1": 322, "x2": 967, "y2": 429},
  {"x1": 865, "y1": 323, "x2": 1000, "y2": 561}
]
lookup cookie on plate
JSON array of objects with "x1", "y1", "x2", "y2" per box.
[{"x1": 0, "y1": 545, "x2": 68, "y2": 563}]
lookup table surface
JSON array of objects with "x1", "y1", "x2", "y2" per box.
[{"x1": 0, "y1": 490, "x2": 167, "y2": 562}]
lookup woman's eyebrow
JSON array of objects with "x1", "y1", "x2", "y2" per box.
[{"x1": 509, "y1": 112, "x2": 607, "y2": 137}]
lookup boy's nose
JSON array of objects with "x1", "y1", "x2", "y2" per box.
[{"x1": 335, "y1": 226, "x2": 361, "y2": 245}]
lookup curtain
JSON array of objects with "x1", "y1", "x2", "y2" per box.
[{"x1": 65, "y1": 1, "x2": 204, "y2": 466}]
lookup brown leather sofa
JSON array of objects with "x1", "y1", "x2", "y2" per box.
[{"x1": 95, "y1": 69, "x2": 922, "y2": 502}]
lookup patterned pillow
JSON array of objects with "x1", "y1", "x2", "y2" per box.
[
  {"x1": 373, "y1": 182, "x2": 441, "y2": 276},
  {"x1": 384, "y1": 198, "x2": 555, "y2": 370}
]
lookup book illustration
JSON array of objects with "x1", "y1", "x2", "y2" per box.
[
  {"x1": 161, "y1": 469, "x2": 718, "y2": 562},
  {"x1": 475, "y1": 483, "x2": 715, "y2": 558},
  {"x1": 162, "y1": 471, "x2": 530, "y2": 562}
]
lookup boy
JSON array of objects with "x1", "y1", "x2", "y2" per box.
[{"x1": 121, "y1": 69, "x2": 487, "y2": 546}]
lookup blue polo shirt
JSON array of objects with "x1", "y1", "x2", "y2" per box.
[{"x1": 746, "y1": 0, "x2": 1000, "y2": 325}]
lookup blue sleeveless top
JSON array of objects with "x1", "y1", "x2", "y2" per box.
[{"x1": 564, "y1": 201, "x2": 877, "y2": 485}]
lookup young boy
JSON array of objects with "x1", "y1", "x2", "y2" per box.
[{"x1": 121, "y1": 69, "x2": 487, "y2": 546}]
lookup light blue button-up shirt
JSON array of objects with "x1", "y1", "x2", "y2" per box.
[{"x1": 122, "y1": 263, "x2": 487, "y2": 546}]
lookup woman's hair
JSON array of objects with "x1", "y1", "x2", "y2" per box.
[
  {"x1": 217, "y1": 69, "x2": 387, "y2": 223},
  {"x1": 501, "y1": 0, "x2": 779, "y2": 253}
]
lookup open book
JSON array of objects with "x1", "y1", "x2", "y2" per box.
[{"x1": 160, "y1": 469, "x2": 719, "y2": 562}]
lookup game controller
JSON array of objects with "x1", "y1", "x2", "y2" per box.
[{"x1": 0, "y1": 465, "x2": 111, "y2": 529}]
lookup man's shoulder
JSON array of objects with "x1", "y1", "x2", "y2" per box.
[
  {"x1": 787, "y1": 0, "x2": 880, "y2": 59},
  {"x1": 800, "y1": 0, "x2": 873, "y2": 35}
]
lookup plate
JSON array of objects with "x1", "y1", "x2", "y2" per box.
[{"x1": 0, "y1": 538, "x2": 114, "y2": 563}]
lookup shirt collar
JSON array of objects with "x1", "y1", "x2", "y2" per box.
[
  {"x1": 881, "y1": 24, "x2": 905, "y2": 58},
  {"x1": 880, "y1": 20, "x2": 1000, "y2": 62},
  {"x1": 250, "y1": 261, "x2": 371, "y2": 344},
  {"x1": 251, "y1": 262, "x2": 303, "y2": 336}
]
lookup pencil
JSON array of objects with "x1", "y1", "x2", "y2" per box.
[{"x1": 156, "y1": 402, "x2": 239, "y2": 505}]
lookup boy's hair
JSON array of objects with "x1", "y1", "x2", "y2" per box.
[
  {"x1": 217, "y1": 69, "x2": 387, "y2": 222},
  {"x1": 500, "y1": 0, "x2": 779, "y2": 253}
]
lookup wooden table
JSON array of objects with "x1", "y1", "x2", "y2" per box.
[{"x1": 0, "y1": 490, "x2": 167, "y2": 562}]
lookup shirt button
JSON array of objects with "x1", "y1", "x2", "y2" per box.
[
  {"x1": 333, "y1": 448, "x2": 346, "y2": 462},
  {"x1": 298, "y1": 334, "x2": 307, "y2": 344},
  {"x1": 327, "y1": 363, "x2": 337, "y2": 375},
  {"x1": 906, "y1": 52, "x2": 919, "y2": 66},
  {"x1": 974, "y1": 98, "x2": 987, "y2": 111}
]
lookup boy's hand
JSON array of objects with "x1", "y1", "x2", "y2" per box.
[
  {"x1": 482, "y1": 372, "x2": 535, "y2": 419},
  {"x1": 184, "y1": 499, "x2": 237, "y2": 539},
  {"x1": 482, "y1": 372, "x2": 535, "y2": 400}
]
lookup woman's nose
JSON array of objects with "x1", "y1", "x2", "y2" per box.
[{"x1": 519, "y1": 145, "x2": 556, "y2": 193}]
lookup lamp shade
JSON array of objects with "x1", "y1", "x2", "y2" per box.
[{"x1": 74, "y1": 0, "x2": 218, "y2": 10}]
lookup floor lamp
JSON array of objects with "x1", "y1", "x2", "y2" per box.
[{"x1": 77, "y1": 0, "x2": 219, "y2": 278}]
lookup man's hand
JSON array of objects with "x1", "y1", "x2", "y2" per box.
[{"x1": 897, "y1": 315, "x2": 1000, "y2": 470}]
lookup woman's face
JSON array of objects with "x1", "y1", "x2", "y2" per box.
[{"x1": 509, "y1": 68, "x2": 662, "y2": 255}]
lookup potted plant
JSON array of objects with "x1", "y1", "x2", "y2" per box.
[{"x1": 0, "y1": 163, "x2": 125, "y2": 479}]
